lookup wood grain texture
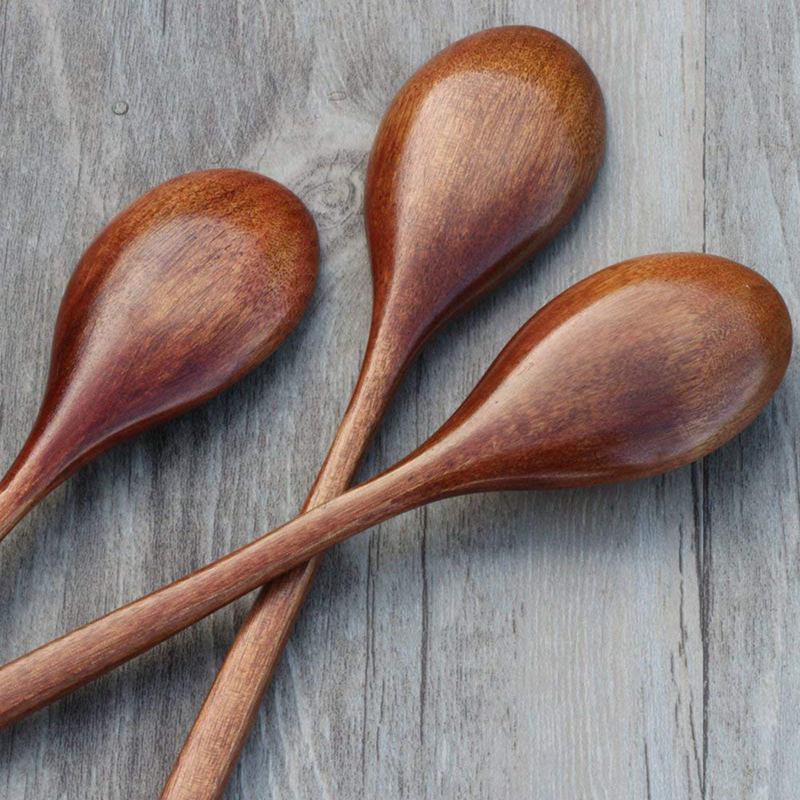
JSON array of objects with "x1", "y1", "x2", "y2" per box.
[
  {"x1": 0, "y1": 1, "x2": 790, "y2": 799},
  {"x1": 704, "y1": 1, "x2": 800, "y2": 797}
]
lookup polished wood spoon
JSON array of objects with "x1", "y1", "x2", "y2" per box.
[
  {"x1": 0, "y1": 253, "x2": 790, "y2": 730},
  {"x1": 0, "y1": 169, "x2": 318, "y2": 544},
  {"x1": 163, "y1": 26, "x2": 605, "y2": 799}
]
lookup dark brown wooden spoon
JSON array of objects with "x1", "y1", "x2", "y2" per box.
[
  {"x1": 0, "y1": 253, "x2": 790, "y2": 730},
  {"x1": 162, "y1": 25, "x2": 606, "y2": 800},
  {"x1": 0, "y1": 169, "x2": 318, "y2": 543}
]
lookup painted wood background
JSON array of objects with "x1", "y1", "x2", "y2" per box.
[{"x1": 0, "y1": 2, "x2": 796, "y2": 798}]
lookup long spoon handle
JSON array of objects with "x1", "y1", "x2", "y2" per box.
[
  {"x1": 0, "y1": 457, "x2": 423, "y2": 731},
  {"x1": 161, "y1": 354, "x2": 398, "y2": 800}
]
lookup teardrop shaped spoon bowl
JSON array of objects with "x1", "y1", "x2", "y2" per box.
[{"x1": 0, "y1": 168, "x2": 318, "y2": 543}]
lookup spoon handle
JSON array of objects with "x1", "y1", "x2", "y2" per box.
[
  {"x1": 0, "y1": 452, "x2": 426, "y2": 731},
  {"x1": 0, "y1": 473, "x2": 34, "y2": 542},
  {"x1": 0, "y1": 430, "x2": 63, "y2": 542},
  {"x1": 161, "y1": 352, "x2": 399, "y2": 800}
]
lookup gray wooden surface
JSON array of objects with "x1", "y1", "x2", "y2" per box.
[{"x1": 0, "y1": 2, "x2": 796, "y2": 798}]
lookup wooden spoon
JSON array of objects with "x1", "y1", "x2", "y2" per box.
[
  {"x1": 163, "y1": 26, "x2": 605, "y2": 799},
  {"x1": 0, "y1": 169, "x2": 318, "y2": 543},
  {"x1": 0, "y1": 253, "x2": 790, "y2": 730}
]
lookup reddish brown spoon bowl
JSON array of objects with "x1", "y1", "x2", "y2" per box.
[
  {"x1": 0, "y1": 169, "x2": 318, "y2": 542},
  {"x1": 364, "y1": 24, "x2": 606, "y2": 375}
]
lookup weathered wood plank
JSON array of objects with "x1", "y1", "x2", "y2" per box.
[
  {"x1": 0, "y1": 2, "x2": 707, "y2": 798},
  {"x1": 704, "y1": 2, "x2": 800, "y2": 797}
]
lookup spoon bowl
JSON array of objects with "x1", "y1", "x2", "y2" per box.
[
  {"x1": 366, "y1": 25, "x2": 606, "y2": 358},
  {"x1": 0, "y1": 168, "x2": 318, "y2": 542},
  {"x1": 409, "y1": 252, "x2": 792, "y2": 493},
  {"x1": 0, "y1": 252, "x2": 789, "y2": 730}
]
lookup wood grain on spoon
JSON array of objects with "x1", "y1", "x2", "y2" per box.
[
  {"x1": 0, "y1": 253, "x2": 790, "y2": 732},
  {"x1": 162, "y1": 26, "x2": 606, "y2": 800},
  {"x1": 0, "y1": 169, "x2": 318, "y2": 543}
]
